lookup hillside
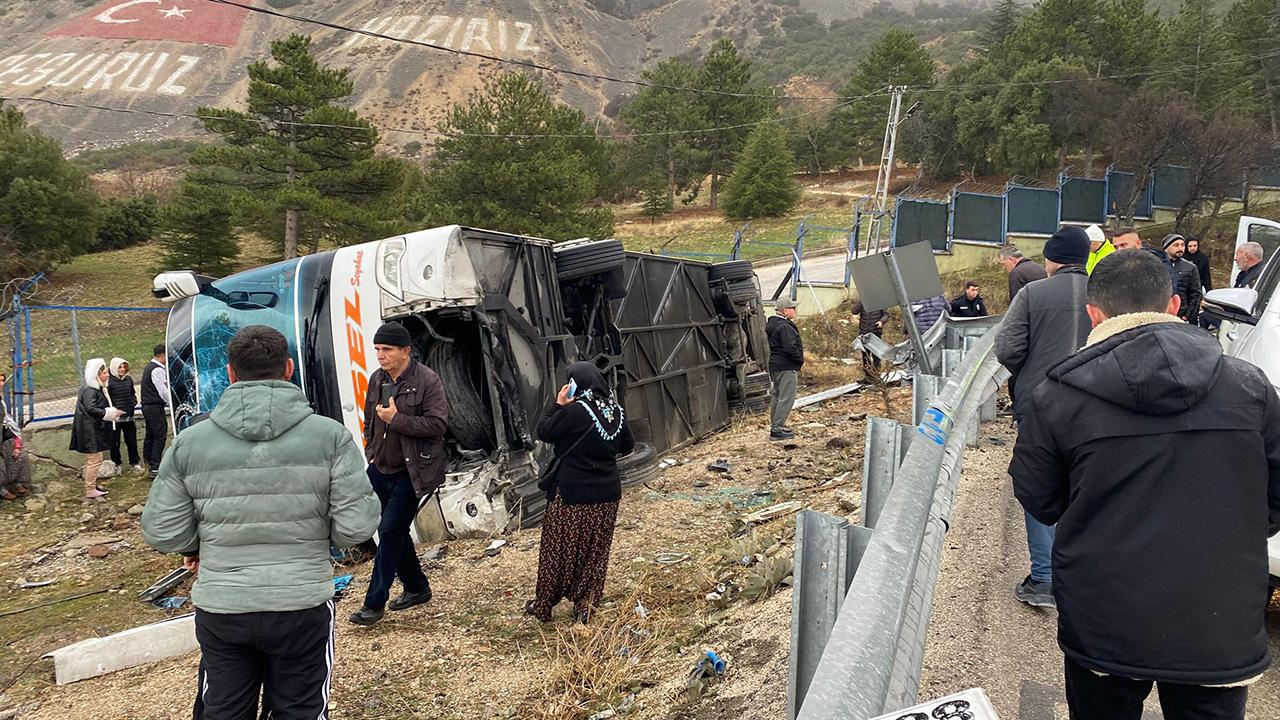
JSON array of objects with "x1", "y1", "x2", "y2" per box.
[{"x1": 0, "y1": 0, "x2": 988, "y2": 151}]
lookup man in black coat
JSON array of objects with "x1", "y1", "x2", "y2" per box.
[
  {"x1": 949, "y1": 280, "x2": 989, "y2": 318},
  {"x1": 349, "y1": 322, "x2": 450, "y2": 627},
  {"x1": 995, "y1": 226, "x2": 1093, "y2": 609},
  {"x1": 998, "y1": 245, "x2": 1047, "y2": 301},
  {"x1": 1184, "y1": 236, "x2": 1212, "y2": 291},
  {"x1": 766, "y1": 297, "x2": 804, "y2": 442},
  {"x1": 1011, "y1": 249, "x2": 1280, "y2": 720},
  {"x1": 1162, "y1": 234, "x2": 1203, "y2": 323},
  {"x1": 1234, "y1": 241, "x2": 1266, "y2": 289}
]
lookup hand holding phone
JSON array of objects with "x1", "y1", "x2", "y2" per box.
[
  {"x1": 379, "y1": 382, "x2": 393, "y2": 408},
  {"x1": 567, "y1": 379, "x2": 578, "y2": 399}
]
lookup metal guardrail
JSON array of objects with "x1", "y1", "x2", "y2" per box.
[{"x1": 788, "y1": 316, "x2": 1009, "y2": 719}]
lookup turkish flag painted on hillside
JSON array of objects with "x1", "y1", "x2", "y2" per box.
[{"x1": 47, "y1": 0, "x2": 251, "y2": 47}]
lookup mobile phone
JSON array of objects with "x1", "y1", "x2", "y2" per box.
[
  {"x1": 379, "y1": 382, "x2": 393, "y2": 408},
  {"x1": 567, "y1": 378, "x2": 578, "y2": 399}
]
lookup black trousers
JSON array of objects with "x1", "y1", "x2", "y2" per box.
[
  {"x1": 362, "y1": 464, "x2": 429, "y2": 611},
  {"x1": 141, "y1": 405, "x2": 168, "y2": 469},
  {"x1": 1064, "y1": 657, "x2": 1248, "y2": 720},
  {"x1": 108, "y1": 419, "x2": 140, "y2": 467},
  {"x1": 193, "y1": 601, "x2": 335, "y2": 720}
]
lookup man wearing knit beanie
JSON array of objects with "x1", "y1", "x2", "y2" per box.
[
  {"x1": 994, "y1": 226, "x2": 1093, "y2": 609},
  {"x1": 1162, "y1": 234, "x2": 1202, "y2": 323}
]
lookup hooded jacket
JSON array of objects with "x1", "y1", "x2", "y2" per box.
[
  {"x1": 69, "y1": 358, "x2": 114, "y2": 454},
  {"x1": 766, "y1": 315, "x2": 804, "y2": 372},
  {"x1": 1086, "y1": 240, "x2": 1115, "y2": 274},
  {"x1": 536, "y1": 362, "x2": 636, "y2": 505},
  {"x1": 911, "y1": 295, "x2": 949, "y2": 332},
  {"x1": 994, "y1": 266, "x2": 1092, "y2": 421},
  {"x1": 142, "y1": 380, "x2": 380, "y2": 614},
  {"x1": 1010, "y1": 316, "x2": 1280, "y2": 685},
  {"x1": 106, "y1": 358, "x2": 137, "y2": 420},
  {"x1": 1185, "y1": 249, "x2": 1212, "y2": 290}
]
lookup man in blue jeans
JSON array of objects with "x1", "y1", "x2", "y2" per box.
[
  {"x1": 994, "y1": 226, "x2": 1092, "y2": 609},
  {"x1": 349, "y1": 322, "x2": 450, "y2": 626}
]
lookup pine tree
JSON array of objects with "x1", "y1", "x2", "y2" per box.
[
  {"x1": 826, "y1": 31, "x2": 936, "y2": 168},
  {"x1": 981, "y1": 0, "x2": 1022, "y2": 50},
  {"x1": 0, "y1": 105, "x2": 98, "y2": 279},
  {"x1": 639, "y1": 176, "x2": 672, "y2": 223},
  {"x1": 1098, "y1": 0, "x2": 1162, "y2": 83},
  {"x1": 159, "y1": 173, "x2": 240, "y2": 276},
  {"x1": 1224, "y1": 0, "x2": 1280, "y2": 139},
  {"x1": 722, "y1": 121, "x2": 801, "y2": 220},
  {"x1": 192, "y1": 34, "x2": 402, "y2": 259},
  {"x1": 693, "y1": 40, "x2": 774, "y2": 210},
  {"x1": 619, "y1": 58, "x2": 708, "y2": 205},
  {"x1": 422, "y1": 73, "x2": 614, "y2": 241},
  {"x1": 1149, "y1": 0, "x2": 1246, "y2": 112}
]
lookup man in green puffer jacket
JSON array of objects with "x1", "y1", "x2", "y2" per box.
[{"x1": 142, "y1": 325, "x2": 379, "y2": 720}]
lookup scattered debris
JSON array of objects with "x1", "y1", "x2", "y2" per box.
[
  {"x1": 987, "y1": 437, "x2": 1007, "y2": 446},
  {"x1": 19, "y1": 580, "x2": 56, "y2": 589},
  {"x1": 652, "y1": 552, "x2": 689, "y2": 565},
  {"x1": 127, "y1": 504, "x2": 145, "y2": 516},
  {"x1": 706, "y1": 458, "x2": 731, "y2": 473},
  {"x1": 152, "y1": 597, "x2": 188, "y2": 610},
  {"x1": 618, "y1": 693, "x2": 636, "y2": 713},
  {"x1": 86, "y1": 545, "x2": 112, "y2": 559},
  {"x1": 588, "y1": 709, "x2": 616, "y2": 720},
  {"x1": 826, "y1": 436, "x2": 854, "y2": 449},
  {"x1": 685, "y1": 649, "x2": 728, "y2": 700},
  {"x1": 739, "y1": 501, "x2": 803, "y2": 525},
  {"x1": 658, "y1": 458, "x2": 679, "y2": 470},
  {"x1": 64, "y1": 535, "x2": 121, "y2": 550},
  {"x1": 633, "y1": 600, "x2": 649, "y2": 619},
  {"x1": 692, "y1": 480, "x2": 710, "y2": 488},
  {"x1": 483, "y1": 539, "x2": 507, "y2": 557},
  {"x1": 332, "y1": 574, "x2": 353, "y2": 600},
  {"x1": 138, "y1": 567, "x2": 192, "y2": 603},
  {"x1": 798, "y1": 422, "x2": 826, "y2": 430},
  {"x1": 44, "y1": 613, "x2": 197, "y2": 685}
]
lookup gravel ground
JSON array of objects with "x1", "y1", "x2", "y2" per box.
[{"x1": 920, "y1": 420, "x2": 1280, "y2": 720}]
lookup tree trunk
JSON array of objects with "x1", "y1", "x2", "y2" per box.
[
  {"x1": 667, "y1": 154, "x2": 675, "y2": 207},
  {"x1": 710, "y1": 172, "x2": 719, "y2": 211},
  {"x1": 1057, "y1": 146, "x2": 1067, "y2": 168},
  {"x1": 808, "y1": 130, "x2": 823, "y2": 176},
  {"x1": 1084, "y1": 144, "x2": 1094, "y2": 176},
  {"x1": 1266, "y1": 75, "x2": 1279, "y2": 141},
  {"x1": 284, "y1": 207, "x2": 298, "y2": 260}
]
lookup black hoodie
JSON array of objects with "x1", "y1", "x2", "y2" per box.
[{"x1": 1010, "y1": 318, "x2": 1280, "y2": 685}]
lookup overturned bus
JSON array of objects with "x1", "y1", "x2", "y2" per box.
[{"x1": 152, "y1": 226, "x2": 771, "y2": 539}]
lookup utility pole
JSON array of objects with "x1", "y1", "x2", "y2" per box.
[{"x1": 866, "y1": 86, "x2": 906, "y2": 254}]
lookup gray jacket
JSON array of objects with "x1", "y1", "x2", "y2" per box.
[
  {"x1": 143, "y1": 381, "x2": 380, "y2": 614},
  {"x1": 995, "y1": 266, "x2": 1092, "y2": 421}
]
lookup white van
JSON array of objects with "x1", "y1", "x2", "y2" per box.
[{"x1": 1200, "y1": 215, "x2": 1280, "y2": 581}]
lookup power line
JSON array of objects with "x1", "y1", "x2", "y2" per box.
[{"x1": 203, "y1": 0, "x2": 826, "y2": 101}]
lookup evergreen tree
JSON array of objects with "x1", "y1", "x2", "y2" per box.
[
  {"x1": 619, "y1": 58, "x2": 707, "y2": 205},
  {"x1": 722, "y1": 121, "x2": 801, "y2": 220},
  {"x1": 981, "y1": 0, "x2": 1022, "y2": 50},
  {"x1": 693, "y1": 39, "x2": 774, "y2": 210},
  {"x1": 1098, "y1": 0, "x2": 1162, "y2": 83},
  {"x1": 826, "y1": 31, "x2": 936, "y2": 168},
  {"x1": 1224, "y1": 0, "x2": 1280, "y2": 139},
  {"x1": 639, "y1": 176, "x2": 672, "y2": 223},
  {"x1": 1000, "y1": 0, "x2": 1104, "y2": 66},
  {"x1": 422, "y1": 73, "x2": 614, "y2": 241},
  {"x1": 0, "y1": 105, "x2": 98, "y2": 279},
  {"x1": 96, "y1": 196, "x2": 159, "y2": 251},
  {"x1": 159, "y1": 173, "x2": 240, "y2": 276},
  {"x1": 192, "y1": 34, "x2": 402, "y2": 259},
  {"x1": 1149, "y1": 0, "x2": 1246, "y2": 112}
]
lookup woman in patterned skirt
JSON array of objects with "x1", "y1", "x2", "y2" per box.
[{"x1": 527, "y1": 361, "x2": 634, "y2": 623}]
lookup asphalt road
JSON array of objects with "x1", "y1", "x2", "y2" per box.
[
  {"x1": 919, "y1": 420, "x2": 1280, "y2": 719},
  {"x1": 753, "y1": 250, "x2": 851, "y2": 298}
]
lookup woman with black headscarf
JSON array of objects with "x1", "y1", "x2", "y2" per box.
[{"x1": 527, "y1": 361, "x2": 634, "y2": 623}]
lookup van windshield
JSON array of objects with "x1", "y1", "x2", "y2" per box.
[{"x1": 167, "y1": 259, "x2": 303, "y2": 429}]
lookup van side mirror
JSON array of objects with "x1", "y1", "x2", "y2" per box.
[
  {"x1": 1200, "y1": 288, "x2": 1259, "y2": 326},
  {"x1": 153, "y1": 271, "x2": 213, "y2": 303}
]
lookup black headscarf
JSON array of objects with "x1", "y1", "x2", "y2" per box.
[{"x1": 565, "y1": 361, "x2": 625, "y2": 441}]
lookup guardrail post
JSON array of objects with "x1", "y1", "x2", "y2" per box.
[
  {"x1": 863, "y1": 417, "x2": 906, "y2": 529},
  {"x1": 912, "y1": 374, "x2": 943, "y2": 426},
  {"x1": 789, "y1": 511, "x2": 873, "y2": 719},
  {"x1": 941, "y1": 348, "x2": 963, "y2": 378}
]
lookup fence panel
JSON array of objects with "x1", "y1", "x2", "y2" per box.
[
  {"x1": 23, "y1": 305, "x2": 169, "y2": 423},
  {"x1": 1153, "y1": 165, "x2": 1193, "y2": 208},
  {"x1": 1257, "y1": 164, "x2": 1280, "y2": 190},
  {"x1": 950, "y1": 192, "x2": 1004, "y2": 244},
  {"x1": 1106, "y1": 170, "x2": 1153, "y2": 219},
  {"x1": 1059, "y1": 176, "x2": 1107, "y2": 224},
  {"x1": 892, "y1": 199, "x2": 949, "y2": 251},
  {"x1": 1005, "y1": 185, "x2": 1058, "y2": 236}
]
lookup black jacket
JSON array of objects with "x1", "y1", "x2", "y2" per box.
[
  {"x1": 1171, "y1": 257, "x2": 1203, "y2": 322},
  {"x1": 849, "y1": 299, "x2": 887, "y2": 336},
  {"x1": 1236, "y1": 261, "x2": 1264, "y2": 289},
  {"x1": 1011, "y1": 319, "x2": 1280, "y2": 686},
  {"x1": 362, "y1": 359, "x2": 450, "y2": 498},
  {"x1": 949, "y1": 293, "x2": 989, "y2": 318},
  {"x1": 1185, "y1": 250, "x2": 1212, "y2": 291},
  {"x1": 766, "y1": 315, "x2": 804, "y2": 372},
  {"x1": 107, "y1": 375, "x2": 137, "y2": 418},
  {"x1": 140, "y1": 360, "x2": 166, "y2": 407},
  {"x1": 536, "y1": 401, "x2": 635, "y2": 505},
  {"x1": 69, "y1": 385, "x2": 112, "y2": 454},
  {"x1": 1008, "y1": 258, "x2": 1047, "y2": 300},
  {"x1": 994, "y1": 266, "x2": 1091, "y2": 421}
]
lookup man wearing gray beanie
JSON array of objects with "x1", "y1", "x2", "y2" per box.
[{"x1": 994, "y1": 226, "x2": 1093, "y2": 609}]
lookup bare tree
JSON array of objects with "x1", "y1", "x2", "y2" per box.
[
  {"x1": 1105, "y1": 90, "x2": 1202, "y2": 225},
  {"x1": 1174, "y1": 113, "x2": 1269, "y2": 233}
]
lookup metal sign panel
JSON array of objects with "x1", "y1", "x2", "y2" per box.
[
  {"x1": 849, "y1": 241, "x2": 945, "y2": 314},
  {"x1": 869, "y1": 688, "x2": 1000, "y2": 720}
]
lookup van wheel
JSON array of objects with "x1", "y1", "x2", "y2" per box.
[{"x1": 555, "y1": 240, "x2": 626, "y2": 281}]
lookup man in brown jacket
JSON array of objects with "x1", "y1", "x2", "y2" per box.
[{"x1": 349, "y1": 322, "x2": 450, "y2": 626}]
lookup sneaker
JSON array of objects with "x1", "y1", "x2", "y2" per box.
[
  {"x1": 1014, "y1": 575, "x2": 1056, "y2": 609},
  {"x1": 84, "y1": 489, "x2": 108, "y2": 499},
  {"x1": 348, "y1": 606, "x2": 385, "y2": 626},
  {"x1": 131, "y1": 465, "x2": 145, "y2": 475},
  {"x1": 769, "y1": 430, "x2": 795, "y2": 442},
  {"x1": 388, "y1": 587, "x2": 432, "y2": 611}
]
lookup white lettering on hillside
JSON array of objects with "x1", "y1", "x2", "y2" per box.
[
  {"x1": 0, "y1": 50, "x2": 202, "y2": 95},
  {"x1": 343, "y1": 15, "x2": 542, "y2": 54}
]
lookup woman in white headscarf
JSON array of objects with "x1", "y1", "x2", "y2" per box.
[{"x1": 69, "y1": 358, "x2": 122, "y2": 499}]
